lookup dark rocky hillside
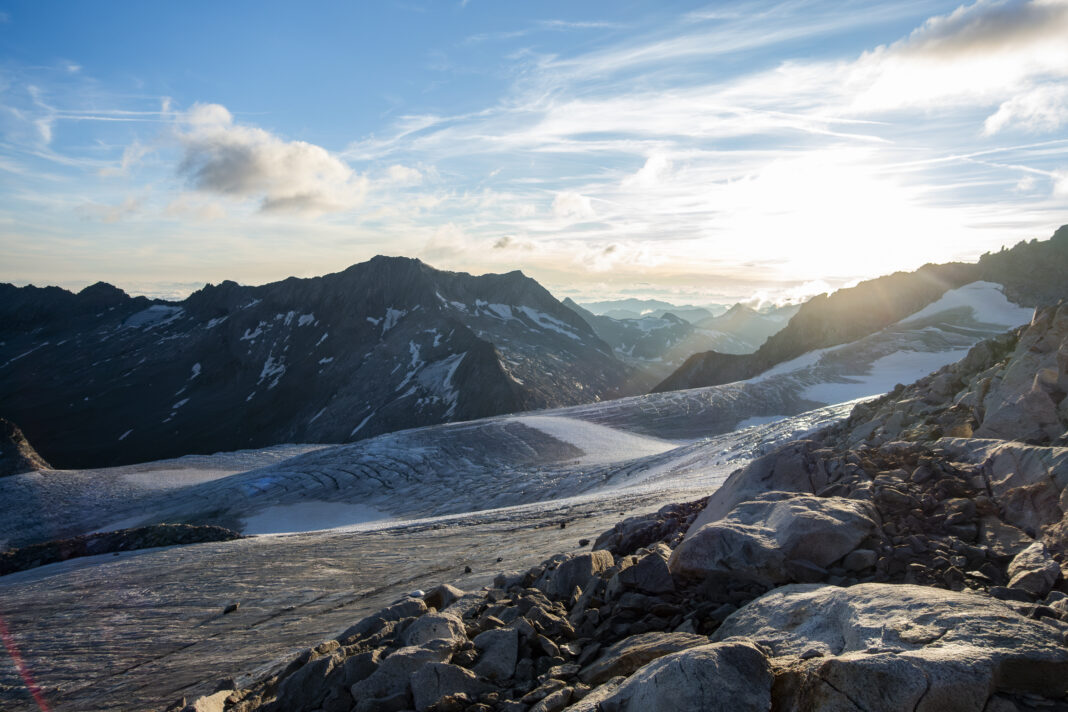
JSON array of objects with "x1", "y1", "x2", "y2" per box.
[
  {"x1": 0, "y1": 258, "x2": 642, "y2": 468},
  {"x1": 654, "y1": 225, "x2": 1068, "y2": 393}
]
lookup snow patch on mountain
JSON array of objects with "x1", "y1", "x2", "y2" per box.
[
  {"x1": 511, "y1": 415, "x2": 677, "y2": 465},
  {"x1": 124, "y1": 305, "x2": 183, "y2": 329},
  {"x1": 899, "y1": 280, "x2": 1032, "y2": 327}
]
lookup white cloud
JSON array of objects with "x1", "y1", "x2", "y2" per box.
[
  {"x1": 622, "y1": 154, "x2": 674, "y2": 189},
  {"x1": 552, "y1": 191, "x2": 596, "y2": 220},
  {"x1": 849, "y1": 0, "x2": 1068, "y2": 113},
  {"x1": 984, "y1": 84, "x2": 1068, "y2": 134},
  {"x1": 386, "y1": 163, "x2": 423, "y2": 186},
  {"x1": 1053, "y1": 170, "x2": 1068, "y2": 197},
  {"x1": 176, "y1": 103, "x2": 367, "y2": 214}
]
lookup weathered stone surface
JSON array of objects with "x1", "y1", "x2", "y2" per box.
[
  {"x1": 339, "y1": 598, "x2": 428, "y2": 644},
  {"x1": 424, "y1": 584, "x2": 465, "y2": 612},
  {"x1": 578, "y1": 631, "x2": 709, "y2": 685},
  {"x1": 183, "y1": 689, "x2": 231, "y2": 712},
  {"x1": 974, "y1": 304, "x2": 1068, "y2": 444},
  {"x1": 713, "y1": 583, "x2": 1068, "y2": 702},
  {"x1": 572, "y1": 640, "x2": 772, "y2": 712},
  {"x1": 350, "y1": 645, "x2": 450, "y2": 703},
  {"x1": 536, "y1": 551, "x2": 614, "y2": 600},
  {"x1": 670, "y1": 493, "x2": 875, "y2": 584},
  {"x1": 938, "y1": 439, "x2": 1068, "y2": 549},
  {"x1": 1007, "y1": 542, "x2": 1061, "y2": 597},
  {"x1": 841, "y1": 548, "x2": 876, "y2": 571},
  {"x1": 410, "y1": 663, "x2": 493, "y2": 712},
  {"x1": 270, "y1": 651, "x2": 341, "y2": 712},
  {"x1": 979, "y1": 516, "x2": 1034, "y2": 559},
  {"x1": 686, "y1": 442, "x2": 820, "y2": 534},
  {"x1": 530, "y1": 687, "x2": 572, "y2": 712},
  {"x1": 403, "y1": 611, "x2": 467, "y2": 649},
  {"x1": 607, "y1": 543, "x2": 675, "y2": 596},
  {"x1": 472, "y1": 627, "x2": 518, "y2": 681}
]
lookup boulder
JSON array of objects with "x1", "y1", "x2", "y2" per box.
[
  {"x1": 338, "y1": 598, "x2": 428, "y2": 645},
  {"x1": 530, "y1": 687, "x2": 572, "y2": 712},
  {"x1": 270, "y1": 652, "x2": 342, "y2": 712},
  {"x1": 712, "y1": 583, "x2": 1068, "y2": 705},
  {"x1": 350, "y1": 645, "x2": 450, "y2": 705},
  {"x1": 424, "y1": 584, "x2": 465, "y2": 611},
  {"x1": 409, "y1": 663, "x2": 493, "y2": 712},
  {"x1": 669, "y1": 493, "x2": 875, "y2": 585},
  {"x1": 686, "y1": 442, "x2": 819, "y2": 533},
  {"x1": 536, "y1": 551, "x2": 614, "y2": 600},
  {"x1": 938, "y1": 439, "x2": 1068, "y2": 548},
  {"x1": 182, "y1": 690, "x2": 231, "y2": 712},
  {"x1": 578, "y1": 631, "x2": 709, "y2": 685},
  {"x1": 403, "y1": 611, "x2": 467, "y2": 650},
  {"x1": 569, "y1": 640, "x2": 772, "y2": 712},
  {"x1": 472, "y1": 627, "x2": 518, "y2": 681},
  {"x1": 607, "y1": 543, "x2": 675, "y2": 596},
  {"x1": 1007, "y1": 542, "x2": 1061, "y2": 597}
]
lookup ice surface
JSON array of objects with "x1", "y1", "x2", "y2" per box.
[
  {"x1": 242, "y1": 501, "x2": 390, "y2": 535},
  {"x1": 899, "y1": 281, "x2": 1032, "y2": 327},
  {"x1": 802, "y1": 347, "x2": 970, "y2": 403},
  {"x1": 511, "y1": 415, "x2": 677, "y2": 464}
]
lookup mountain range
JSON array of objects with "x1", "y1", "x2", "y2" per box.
[
  {"x1": 0, "y1": 258, "x2": 645, "y2": 468},
  {"x1": 655, "y1": 225, "x2": 1068, "y2": 392},
  {"x1": 561, "y1": 299, "x2": 798, "y2": 379}
]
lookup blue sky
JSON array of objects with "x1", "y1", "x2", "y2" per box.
[{"x1": 1, "y1": 0, "x2": 1066, "y2": 305}]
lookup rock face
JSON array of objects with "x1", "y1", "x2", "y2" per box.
[
  {"x1": 713, "y1": 583, "x2": 1068, "y2": 707},
  {"x1": 0, "y1": 418, "x2": 49, "y2": 477},
  {"x1": 654, "y1": 225, "x2": 1068, "y2": 393},
  {"x1": 838, "y1": 301, "x2": 1068, "y2": 449},
  {"x1": 669, "y1": 493, "x2": 876, "y2": 585},
  {"x1": 575, "y1": 640, "x2": 773, "y2": 712},
  {"x1": 0, "y1": 257, "x2": 640, "y2": 468}
]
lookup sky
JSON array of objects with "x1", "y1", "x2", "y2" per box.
[{"x1": 1, "y1": 0, "x2": 1066, "y2": 306}]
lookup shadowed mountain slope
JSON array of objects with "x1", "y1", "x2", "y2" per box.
[
  {"x1": 655, "y1": 225, "x2": 1068, "y2": 393},
  {"x1": 0, "y1": 257, "x2": 642, "y2": 468}
]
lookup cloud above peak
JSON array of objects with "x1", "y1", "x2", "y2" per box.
[{"x1": 176, "y1": 103, "x2": 367, "y2": 214}]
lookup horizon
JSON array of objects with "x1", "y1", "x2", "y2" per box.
[
  {"x1": 2, "y1": 1, "x2": 1068, "y2": 304},
  {"x1": 3, "y1": 230, "x2": 1042, "y2": 311}
]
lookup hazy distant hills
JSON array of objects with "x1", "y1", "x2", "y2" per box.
[
  {"x1": 0, "y1": 257, "x2": 647, "y2": 468},
  {"x1": 578, "y1": 298, "x2": 720, "y2": 323},
  {"x1": 563, "y1": 298, "x2": 797, "y2": 379},
  {"x1": 655, "y1": 225, "x2": 1068, "y2": 393}
]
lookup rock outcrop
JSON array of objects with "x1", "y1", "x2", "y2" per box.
[
  {"x1": 0, "y1": 417, "x2": 49, "y2": 477},
  {"x1": 0, "y1": 524, "x2": 243, "y2": 576},
  {"x1": 838, "y1": 302, "x2": 1068, "y2": 449}
]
